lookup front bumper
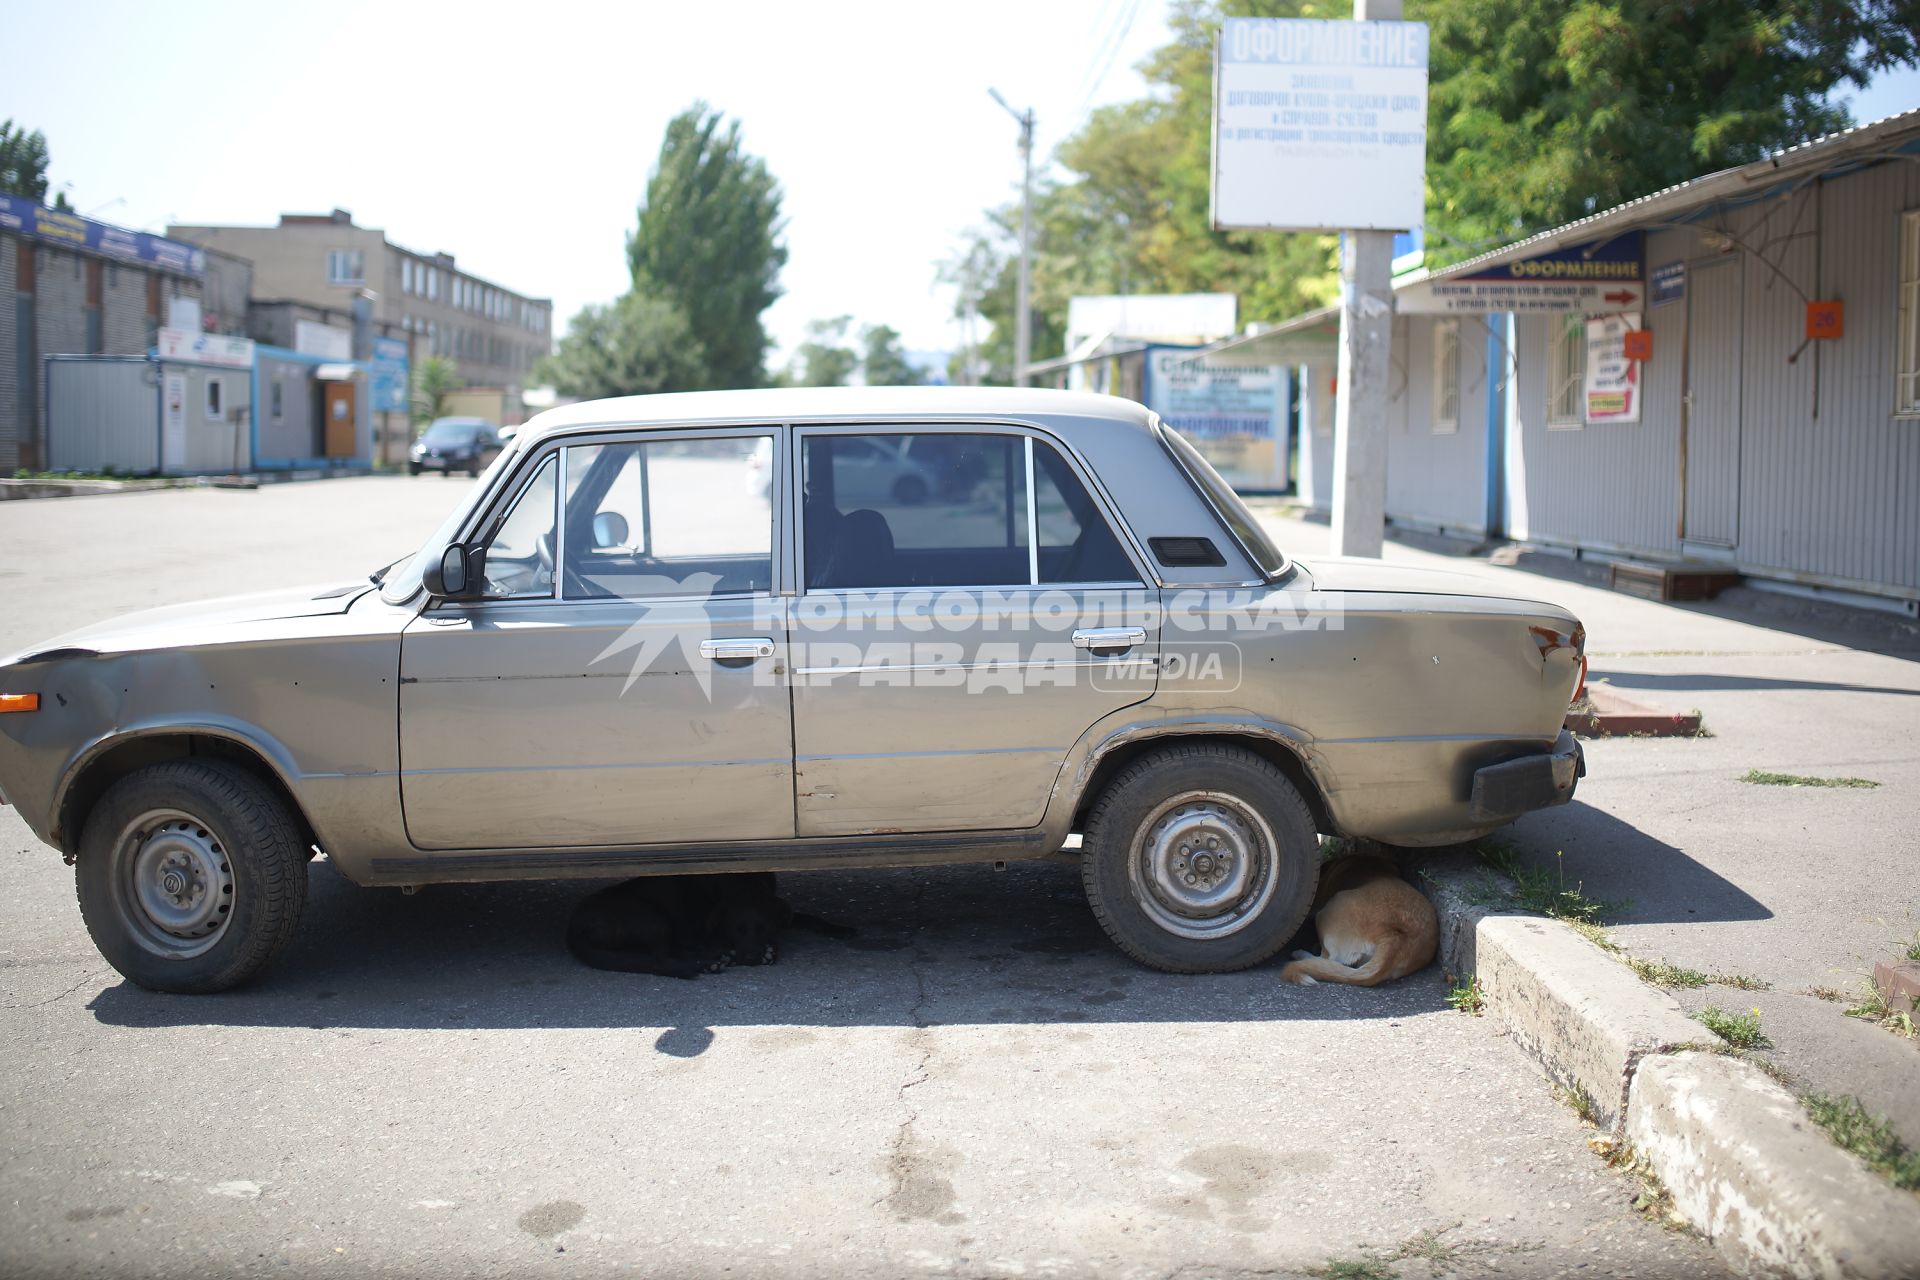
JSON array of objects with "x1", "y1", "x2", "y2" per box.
[
  {"x1": 1467, "y1": 729, "x2": 1584, "y2": 824},
  {"x1": 412, "y1": 454, "x2": 471, "y2": 470}
]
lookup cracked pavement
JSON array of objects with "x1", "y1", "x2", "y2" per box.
[{"x1": 0, "y1": 479, "x2": 1726, "y2": 1277}]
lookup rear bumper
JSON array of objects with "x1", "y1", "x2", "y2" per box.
[{"x1": 1468, "y1": 729, "x2": 1584, "y2": 824}]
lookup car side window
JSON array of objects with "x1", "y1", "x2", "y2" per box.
[
  {"x1": 1031, "y1": 440, "x2": 1136, "y2": 584},
  {"x1": 480, "y1": 454, "x2": 558, "y2": 599},
  {"x1": 804, "y1": 433, "x2": 1031, "y2": 590},
  {"x1": 561, "y1": 436, "x2": 773, "y2": 599}
]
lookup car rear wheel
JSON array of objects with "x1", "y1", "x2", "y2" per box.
[
  {"x1": 1080, "y1": 743, "x2": 1318, "y2": 973},
  {"x1": 75, "y1": 760, "x2": 308, "y2": 994},
  {"x1": 409, "y1": 462, "x2": 421, "y2": 476}
]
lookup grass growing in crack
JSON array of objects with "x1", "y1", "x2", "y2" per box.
[
  {"x1": 1312, "y1": 1259, "x2": 1394, "y2": 1280},
  {"x1": 1904, "y1": 930, "x2": 1920, "y2": 964},
  {"x1": 1590, "y1": 1136, "x2": 1693, "y2": 1231},
  {"x1": 1554, "y1": 1081, "x2": 1600, "y2": 1127},
  {"x1": 1311, "y1": 1225, "x2": 1506, "y2": 1280},
  {"x1": 1445, "y1": 975, "x2": 1485, "y2": 1015},
  {"x1": 1739, "y1": 769, "x2": 1881, "y2": 789},
  {"x1": 1809, "y1": 984, "x2": 1850, "y2": 1003},
  {"x1": 1628, "y1": 958, "x2": 1770, "y2": 991},
  {"x1": 1467, "y1": 842, "x2": 1626, "y2": 931},
  {"x1": 1803, "y1": 1094, "x2": 1920, "y2": 1193},
  {"x1": 1844, "y1": 982, "x2": 1919, "y2": 1040},
  {"x1": 1695, "y1": 1005, "x2": 1768, "y2": 1049}
]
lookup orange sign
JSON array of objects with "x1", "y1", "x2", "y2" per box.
[
  {"x1": 1622, "y1": 329, "x2": 1653, "y2": 360},
  {"x1": 1806, "y1": 300, "x2": 1844, "y2": 340}
]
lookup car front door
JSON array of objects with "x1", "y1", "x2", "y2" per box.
[
  {"x1": 398, "y1": 426, "x2": 795, "y2": 851},
  {"x1": 789, "y1": 424, "x2": 1159, "y2": 837}
]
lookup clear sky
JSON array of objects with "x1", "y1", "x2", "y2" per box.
[
  {"x1": 1, "y1": 0, "x2": 1174, "y2": 365},
  {"x1": 5, "y1": 1, "x2": 1915, "y2": 368}
]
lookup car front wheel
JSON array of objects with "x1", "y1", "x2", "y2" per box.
[
  {"x1": 75, "y1": 760, "x2": 309, "y2": 994},
  {"x1": 1081, "y1": 743, "x2": 1318, "y2": 973}
]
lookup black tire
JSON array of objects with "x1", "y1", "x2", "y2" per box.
[
  {"x1": 75, "y1": 760, "x2": 309, "y2": 994},
  {"x1": 409, "y1": 462, "x2": 422, "y2": 476},
  {"x1": 1081, "y1": 743, "x2": 1319, "y2": 973}
]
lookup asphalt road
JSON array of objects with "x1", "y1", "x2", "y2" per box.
[{"x1": 0, "y1": 479, "x2": 1724, "y2": 1278}]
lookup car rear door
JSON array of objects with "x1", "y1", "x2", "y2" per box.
[{"x1": 788, "y1": 423, "x2": 1159, "y2": 837}]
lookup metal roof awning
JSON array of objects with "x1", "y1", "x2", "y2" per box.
[
  {"x1": 1202, "y1": 306, "x2": 1340, "y2": 367},
  {"x1": 313, "y1": 363, "x2": 359, "y2": 381}
]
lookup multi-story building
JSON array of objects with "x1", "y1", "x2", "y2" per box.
[{"x1": 167, "y1": 209, "x2": 553, "y2": 393}]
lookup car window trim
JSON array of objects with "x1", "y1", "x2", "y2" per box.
[
  {"x1": 436, "y1": 424, "x2": 783, "y2": 613},
  {"x1": 790, "y1": 420, "x2": 1152, "y2": 595}
]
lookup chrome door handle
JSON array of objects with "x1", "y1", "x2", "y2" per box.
[
  {"x1": 699, "y1": 637, "x2": 776, "y2": 662},
  {"x1": 1072, "y1": 626, "x2": 1147, "y2": 652}
]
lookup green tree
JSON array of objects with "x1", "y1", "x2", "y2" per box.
[
  {"x1": 1418, "y1": 0, "x2": 1920, "y2": 259},
  {"x1": 534, "y1": 292, "x2": 705, "y2": 401},
  {"x1": 860, "y1": 324, "x2": 924, "y2": 387},
  {"x1": 628, "y1": 103, "x2": 787, "y2": 389},
  {"x1": 786, "y1": 316, "x2": 859, "y2": 387},
  {"x1": 409, "y1": 355, "x2": 463, "y2": 427},
  {"x1": 0, "y1": 120, "x2": 70, "y2": 208}
]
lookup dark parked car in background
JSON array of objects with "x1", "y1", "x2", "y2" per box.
[{"x1": 410, "y1": 417, "x2": 504, "y2": 477}]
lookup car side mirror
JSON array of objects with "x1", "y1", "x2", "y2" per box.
[
  {"x1": 423, "y1": 544, "x2": 479, "y2": 599},
  {"x1": 591, "y1": 510, "x2": 628, "y2": 549}
]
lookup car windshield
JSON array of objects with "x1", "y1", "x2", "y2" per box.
[
  {"x1": 421, "y1": 421, "x2": 481, "y2": 445},
  {"x1": 380, "y1": 445, "x2": 521, "y2": 603},
  {"x1": 1158, "y1": 422, "x2": 1289, "y2": 579}
]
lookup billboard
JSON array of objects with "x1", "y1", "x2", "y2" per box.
[
  {"x1": 1584, "y1": 313, "x2": 1643, "y2": 424},
  {"x1": 0, "y1": 194, "x2": 206, "y2": 278},
  {"x1": 1211, "y1": 17, "x2": 1429, "y2": 232},
  {"x1": 1144, "y1": 346, "x2": 1288, "y2": 491},
  {"x1": 1397, "y1": 235, "x2": 1645, "y2": 314},
  {"x1": 156, "y1": 327, "x2": 254, "y2": 369}
]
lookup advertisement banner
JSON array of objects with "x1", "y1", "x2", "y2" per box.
[
  {"x1": 370, "y1": 336, "x2": 410, "y2": 414},
  {"x1": 157, "y1": 327, "x2": 254, "y2": 369},
  {"x1": 1397, "y1": 235, "x2": 1644, "y2": 314},
  {"x1": 1584, "y1": 312, "x2": 1643, "y2": 424},
  {"x1": 1211, "y1": 17, "x2": 1430, "y2": 232},
  {"x1": 1145, "y1": 347, "x2": 1288, "y2": 490},
  {"x1": 0, "y1": 194, "x2": 206, "y2": 278}
]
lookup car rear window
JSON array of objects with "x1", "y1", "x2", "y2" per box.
[{"x1": 1158, "y1": 424, "x2": 1288, "y2": 579}]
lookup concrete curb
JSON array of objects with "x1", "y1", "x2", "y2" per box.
[{"x1": 1417, "y1": 854, "x2": 1920, "y2": 1278}]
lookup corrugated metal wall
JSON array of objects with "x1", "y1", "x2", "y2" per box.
[
  {"x1": 172, "y1": 363, "x2": 251, "y2": 473},
  {"x1": 1387, "y1": 314, "x2": 1493, "y2": 534},
  {"x1": 1734, "y1": 163, "x2": 1920, "y2": 594},
  {"x1": 256, "y1": 355, "x2": 317, "y2": 463},
  {"x1": 46, "y1": 359, "x2": 157, "y2": 473},
  {"x1": 1504, "y1": 222, "x2": 1691, "y2": 559},
  {"x1": 1494, "y1": 159, "x2": 1920, "y2": 597}
]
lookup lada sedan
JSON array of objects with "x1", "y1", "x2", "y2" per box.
[{"x1": 0, "y1": 387, "x2": 1585, "y2": 992}]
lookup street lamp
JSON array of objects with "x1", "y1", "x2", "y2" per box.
[{"x1": 988, "y1": 88, "x2": 1035, "y2": 387}]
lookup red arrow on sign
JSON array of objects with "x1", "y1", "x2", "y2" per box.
[{"x1": 1603, "y1": 290, "x2": 1636, "y2": 304}]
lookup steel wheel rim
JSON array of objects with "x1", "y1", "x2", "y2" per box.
[
  {"x1": 1128, "y1": 790, "x2": 1278, "y2": 941},
  {"x1": 111, "y1": 808, "x2": 236, "y2": 958}
]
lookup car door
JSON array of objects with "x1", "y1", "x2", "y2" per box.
[
  {"x1": 789, "y1": 424, "x2": 1159, "y2": 837},
  {"x1": 398, "y1": 426, "x2": 794, "y2": 851}
]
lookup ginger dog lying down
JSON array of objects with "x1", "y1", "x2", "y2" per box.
[{"x1": 1280, "y1": 852, "x2": 1438, "y2": 986}]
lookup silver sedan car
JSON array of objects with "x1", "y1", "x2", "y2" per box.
[{"x1": 0, "y1": 387, "x2": 1584, "y2": 992}]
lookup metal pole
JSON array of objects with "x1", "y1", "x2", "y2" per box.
[
  {"x1": 990, "y1": 90, "x2": 1035, "y2": 388},
  {"x1": 1329, "y1": 0, "x2": 1401, "y2": 558}
]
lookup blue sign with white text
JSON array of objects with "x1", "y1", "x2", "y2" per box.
[
  {"x1": 0, "y1": 194, "x2": 206, "y2": 278},
  {"x1": 1650, "y1": 261, "x2": 1686, "y2": 307},
  {"x1": 370, "y1": 336, "x2": 410, "y2": 414}
]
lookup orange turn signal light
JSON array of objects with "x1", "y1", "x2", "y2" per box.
[{"x1": 0, "y1": 693, "x2": 39, "y2": 714}]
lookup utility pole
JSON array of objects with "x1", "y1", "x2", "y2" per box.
[
  {"x1": 989, "y1": 88, "x2": 1035, "y2": 386},
  {"x1": 1329, "y1": 0, "x2": 1400, "y2": 558}
]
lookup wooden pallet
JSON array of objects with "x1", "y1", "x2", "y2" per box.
[{"x1": 1608, "y1": 560, "x2": 1742, "y2": 602}]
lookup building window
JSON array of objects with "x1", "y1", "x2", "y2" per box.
[
  {"x1": 1432, "y1": 319, "x2": 1460, "y2": 434},
  {"x1": 1548, "y1": 314, "x2": 1586, "y2": 429},
  {"x1": 327, "y1": 250, "x2": 364, "y2": 285},
  {"x1": 1900, "y1": 209, "x2": 1920, "y2": 415},
  {"x1": 205, "y1": 377, "x2": 225, "y2": 422},
  {"x1": 270, "y1": 380, "x2": 284, "y2": 421},
  {"x1": 427, "y1": 270, "x2": 439, "y2": 301}
]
